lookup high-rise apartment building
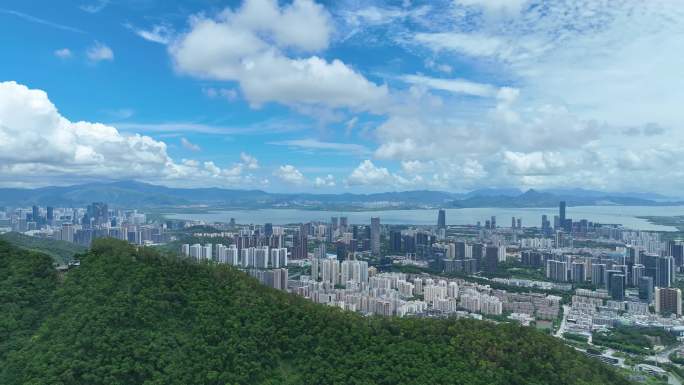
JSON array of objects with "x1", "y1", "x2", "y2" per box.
[
  {"x1": 639, "y1": 276, "x2": 654, "y2": 302},
  {"x1": 655, "y1": 287, "x2": 682, "y2": 316},
  {"x1": 591, "y1": 263, "x2": 606, "y2": 286},
  {"x1": 370, "y1": 217, "x2": 380, "y2": 255},
  {"x1": 608, "y1": 272, "x2": 625, "y2": 300},
  {"x1": 656, "y1": 255, "x2": 674, "y2": 288}
]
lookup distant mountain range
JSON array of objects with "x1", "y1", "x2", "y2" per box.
[{"x1": 0, "y1": 180, "x2": 681, "y2": 209}]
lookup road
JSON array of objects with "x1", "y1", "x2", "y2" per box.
[
  {"x1": 650, "y1": 343, "x2": 684, "y2": 385},
  {"x1": 554, "y1": 304, "x2": 570, "y2": 337},
  {"x1": 652, "y1": 343, "x2": 683, "y2": 364}
]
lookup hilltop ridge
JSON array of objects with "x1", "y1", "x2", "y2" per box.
[{"x1": 0, "y1": 239, "x2": 631, "y2": 385}]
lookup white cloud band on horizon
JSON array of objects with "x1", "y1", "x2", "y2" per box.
[{"x1": 0, "y1": 81, "x2": 263, "y2": 188}]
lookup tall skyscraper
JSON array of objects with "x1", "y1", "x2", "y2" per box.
[
  {"x1": 294, "y1": 223, "x2": 309, "y2": 259},
  {"x1": 546, "y1": 260, "x2": 568, "y2": 282},
  {"x1": 455, "y1": 241, "x2": 466, "y2": 260},
  {"x1": 571, "y1": 262, "x2": 585, "y2": 282},
  {"x1": 559, "y1": 201, "x2": 566, "y2": 226},
  {"x1": 631, "y1": 264, "x2": 645, "y2": 287},
  {"x1": 321, "y1": 258, "x2": 340, "y2": 286},
  {"x1": 484, "y1": 246, "x2": 499, "y2": 272},
  {"x1": 339, "y1": 217, "x2": 348, "y2": 232},
  {"x1": 591, "y1": 263, "x2": 606, "y2": 286},
  {"x1": 46, "y1": 206, "x2": 54, "y2": 222},
  {"x1": 335, "y1": 242, "x2": 347, "y2": 260},
  {"x1": 31, "y1": 205, "x2": 40, "y2": 222},
  {"x1": 471, "y1": 243, "x2": 484, "y2": 261},
  {"x1": 541, "y1": 215, "x2": 551, "y2": 235},
  {"x1": 389, "y1": 230, "x2": 402, "y2": 253},
  {"x1": 609, "y1": 274, "x2": 625, "y2": 300},
  {"x1": 639, "y1": 276, "x2": 654, "y2": 302},
  {"x1": 87, "y1": 202, "x2": 109, "y2": 226},
  {"x1": 668, "y1": 241, "x2": 684, "y2": 267},
  {"x1": 605, "y1": 269, "x2": 622, "y2": 290},
  {"x1": 656, "y1": 255, "x2": 674, "y2": 288},
  {"x1": 370, "y1": 217, "x2": 380, "y2": 255},
  {"x1": 60, "y1": 223, "x2": 74, "y2": 243},
  {"x1": 437, "y1": 209, "x2": 446, "y2": 229}
]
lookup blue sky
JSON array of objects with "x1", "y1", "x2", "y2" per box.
[{"x1": 1, "y1": 0, "x2": 683, "y2": 193}]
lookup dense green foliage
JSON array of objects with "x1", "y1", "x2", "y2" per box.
[
  {"x1": 592, "y1": 326, "x2": 676, "y2": 354},
  {"x1": 1, "y1": 239, "x2": 631, "y2": 385},
  {"x1": 564, "y1": 332, "x2": 590, "y2": 343},
  {"x1": 0, "y1": 232, "x2": 86, "y2": 265},
  {"x1": 0, "y1": 241, "x2": 58, "y2": 363},
  {"x1": 669, "y1": 352, "x2": 684, "y2": 365},
  {"x1": 479, "y1": 261, "x2": 547, "y2": 281}
]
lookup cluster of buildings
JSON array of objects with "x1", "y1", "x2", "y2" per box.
[
  {"x1": 498, "y1": 203, "x2": 684, "y2": 335},
  {"x1": 439, "y1": 242, "x2": 506, "y2": 274},
  {"x1": 179, "y1": 243, "x2": 290, "y2": 291},
  {"x1": 6, "y1": 198, "x2": 683, "y2": 338},
  {"x1": 291, "y1": 262, "x2": 563, "y2": 322},
  {"x1": 247, "y1": 268, "x2": 289, "y2": 291},
  {"x1": 293, "y1": 268, "x2": 507, "y2": 318},
  {"x1": 181, "y1": 243, "x2": 288, "y2": 268},
  {"x1": 563, "y1": 286, "x2": 684, "y2": 336},
  {"x1": 0, "y1": 203, "x2": 167, "y2": 247},
  {"x1": 170, "y1": 201, "x2": 684, "y2": 331},
  {"x1": 542, "y1": 248, "x2": 676, "y2": 301},
  {"x1": 302, "y1": 216, "x2": 382, "y2": 258},
  {"x1": 385, "y1": 203, "x2": 684, "y2": 332}
]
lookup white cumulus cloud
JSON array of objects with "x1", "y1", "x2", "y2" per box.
[
  {"x1": 54, "y1": 48, "x2": 72, "y2": 59},
  {"x1": 347, "y1": 160, "x2": 393, "y2": 186},
  {"x1": 168, "y1": 0, "x2": 388, "y2": 110},
  {"x1": 0, "y1": 81, "x2": 261, "y2": 187},
  {"x1": 314, "y1": 174, "x2": 336, "y2": 187},
  {"x1": 86, "y1": 42, "x2": 114, "y2": 62},
  {"x1": 240, "y1": 152, "x2": 259, "y2": 169},
  {"x1": 274, "y1": 164, "x2": 306, "y2": 184}
]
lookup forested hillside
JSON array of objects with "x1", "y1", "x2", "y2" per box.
[
  {"x1": 0, "y1": 239, "x2": 631, "y2": 385},
  {"x1": 0, "y1": 232, "x2": 85, "y2": 265},
  {"x1": 0, "y1": 241, "x2": 58, "y2": 363}
]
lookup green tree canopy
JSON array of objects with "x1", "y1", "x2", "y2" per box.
[{"x1": 1, "y1": 239, "x2": 631, "y2": 385}]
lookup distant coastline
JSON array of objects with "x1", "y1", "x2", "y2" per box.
[{"x1": 163, "y1": 206, "x2": 684, "y2": 231}]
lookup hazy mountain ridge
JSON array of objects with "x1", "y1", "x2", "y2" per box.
[
  {"x1": 0, "y1": 181, "x2": 680, "y2": 209},
  {"x1": 451, "y1": 189, "x2": 670, "y2": 208}
]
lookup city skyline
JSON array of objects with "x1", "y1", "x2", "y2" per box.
[
  {"x1": 4, "y1": 193, "x2": 684, "y2": 382},
  {"x1": 2, "y1": 0, "x2": 684, "y2": 193},
  {"x1": 8, "y1": 198, "x2": 681, "y2": 317}
]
